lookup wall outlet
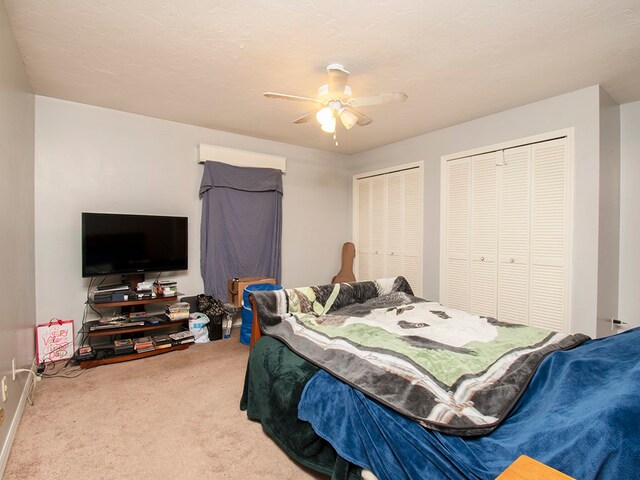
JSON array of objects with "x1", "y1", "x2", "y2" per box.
[{"x1": 1, "y1": 376, "x2": 7, "y2": 402}]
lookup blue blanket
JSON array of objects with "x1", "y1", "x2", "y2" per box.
[{"x1": 298, "y1": 327, "x2": 640, "y2": 480}]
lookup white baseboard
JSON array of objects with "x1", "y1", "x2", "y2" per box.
[{"x1": 0, "y1": 360, "x2": 36, "y2": 479}]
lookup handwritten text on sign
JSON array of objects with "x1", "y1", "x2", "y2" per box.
[{"x1": 37, "y1": 321, "x2": 74, "y2": 363}]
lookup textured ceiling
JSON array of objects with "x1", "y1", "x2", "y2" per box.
[{"x1": 5, "y1": 0, "x2": 640, "y2": 154}]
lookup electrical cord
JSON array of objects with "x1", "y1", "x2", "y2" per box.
[
  {"x1": 40, "y1": 360, "x2": 88, "y2": 379},
  {"x1": 13, "y1": 367, "x2": 39, "y2": 406},
  {"x1": 85, "y1": 276, "x2": 103, "y2": 320}
]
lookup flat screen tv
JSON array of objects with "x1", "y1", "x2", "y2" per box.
[{"x1": 82, "y1": 212, "x2": 188, "y2": 278}]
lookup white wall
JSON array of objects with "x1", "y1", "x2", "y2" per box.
[
  {"x1": 618, "y1": 100, "x2": 640, "y2": 330},
  {"x1": 0, "y1": 3, "x2": 35, "y2": 475},
  {"x1": 596, "y1": 88, "x2": 620, "y2": 337},
  {"x1": 29, "y1": 88, "x2": 640, "y2": 342},
  {"x1": 35, "y1": 97, "x2": 351, "y2": 334},
  {"x1": 350, "y1": 86, "x2": 602, "y2": 337}
]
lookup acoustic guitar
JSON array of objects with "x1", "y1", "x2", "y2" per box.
[{"x1": 332, "y1": 242, "x2": 356, "y2": 283}]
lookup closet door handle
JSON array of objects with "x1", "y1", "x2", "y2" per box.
[
  {"x1": 510, "y1": 258, "x2": 515, "y2": 263},
  {"x1": 480, "y1": 257, "x2": 485, "y2": 261}
]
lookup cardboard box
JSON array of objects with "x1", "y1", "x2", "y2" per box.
[{"x1": 228, "y1": 276, "x2": 276, "y2": 306}]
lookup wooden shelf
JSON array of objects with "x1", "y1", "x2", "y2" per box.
[
  {"x1": 89, "y1": 295, "x2": 178, "y2": 308},
  {"x1": 83, "y1": 319, "x2": 187, "y2": 337},
  {"x1": 80, "y1": 293, "x2": 190, "y2": 369},
  {"x1": 78, "y1": 343, "x2": 191, "y2": 369}
]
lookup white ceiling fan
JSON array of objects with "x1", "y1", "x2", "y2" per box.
[{"x1": 264, "y1": 64, "x2": 408, "y2": 136}]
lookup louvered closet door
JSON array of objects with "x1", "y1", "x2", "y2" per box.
[
  {"x1": 443, "y1": 136, "x2": 569, "y2": 331},
  {"x1": 402, "y1": 168, "x2": 423, "y2": 295},
  {"x1": 386, "y1": 172, "x2": 403, "y2": 278},
  {"x1": 355, "y1": 167, "x2": 423, "y2": 295},
  {"x1": 498, "y1": 146, "x2": 531, "y2": 325},
  {"x1": 529, "y1": 138, "x2": 567, "y2": 331},
  {"x1": 357, "y1": 178, "x2": 372, "y2": 281},
  {"x1": 445, "y1": 158, "x2": 471, "y2": 311},
  {"x1": 469, "y1": 152, "x2": 499, "y2": 318},
  {"x1": 370, "y1": 176, "x2": 386, "y2": 279}
]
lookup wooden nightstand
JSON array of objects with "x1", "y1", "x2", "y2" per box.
[{"x1": 497, "y1": 455, "x2": 574, "y2": 480}]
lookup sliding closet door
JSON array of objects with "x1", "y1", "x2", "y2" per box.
[
  {"x1": 444, "y1": 158, "x2": 470, "y2": 311},
  {"x1": 497, "y1": 146, "x2": 531, "y2": 324},
  {"x1": 529, "y1": 138, "x2": 568, "y2": 331},
  {"x1": 469, "y1": 152, "x2": 499, "y2": 318}
]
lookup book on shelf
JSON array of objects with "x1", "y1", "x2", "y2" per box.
[
  {"x1": 169, "y1": 330, "x2": 195, "y2": 344},
  {"x1": 155, "y1": 280, "x2": 178, "y2": 297},
  {"x1": 165, "y1": 302, "x2": 190, "y2": 320},
  {"x1": 134, "y1": 336, "x2": 154, "y2": 351},
  {"x1": 113, "y1": 338, "x2": 135, "y2": 355},
  {"x1": 145, "y1": 316, "x2": 166, "y2": 325},
  {"x1": 136, "y1": 345, "x2": 156, "y2": 353},
  {"x1": 152, "y1": 334, "x2": 172, "y2": 346},
  {"x1": 169, "y1": 330, "x2": 194, "y2": 340}
]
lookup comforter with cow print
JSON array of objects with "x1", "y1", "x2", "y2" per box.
[{"x1": 250, "y1": 277, "x2": 588, "y2": 436}]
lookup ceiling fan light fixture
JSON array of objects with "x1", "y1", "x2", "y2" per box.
[
  {"x1": 316, "y1": 106, "x2": 333, "y2": 126},
  {"x1": 320, "y1": 116, "x2": 336, "y2": 133},
  {"x1": 339, "y1": 108, "x2": 358, "y2": 130}
]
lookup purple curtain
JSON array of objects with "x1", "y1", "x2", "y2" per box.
[{"x1": 199, "y1": 161, "x2": 282, "y2": 301}]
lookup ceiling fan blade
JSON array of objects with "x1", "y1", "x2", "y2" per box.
[
  {"x1": 348, "y1": 92, "x2": 408, "y2": 107},
  {"x1": 349, "y1": 108, "x2": 373, "y2": 127},
  {"x1": 293, "y1": 110, "x2": 317, "y2": 124},
  {"x1": 264, "y1": 92, "x2": 323, "y2": 104}
]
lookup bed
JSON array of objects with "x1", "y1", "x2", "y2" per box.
[{"x1": 240, "y1": 277, "x2": 640, "y2": 480}]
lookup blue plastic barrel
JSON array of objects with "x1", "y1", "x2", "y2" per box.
[{"x1": 240, "y1": 283, "x2": 283, "y2": 345}]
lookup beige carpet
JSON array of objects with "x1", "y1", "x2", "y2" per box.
[{"x1": 3, "y1": 330, "x2": 327, "y2": 480}]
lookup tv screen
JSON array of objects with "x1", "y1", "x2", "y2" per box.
[{"x1": 82, "y1": 213, "x2": 188, "y2": 277}]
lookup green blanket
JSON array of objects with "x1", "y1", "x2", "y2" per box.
[{"x1": 240, "y1": 335, "x2": 361, "y2": 480}]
